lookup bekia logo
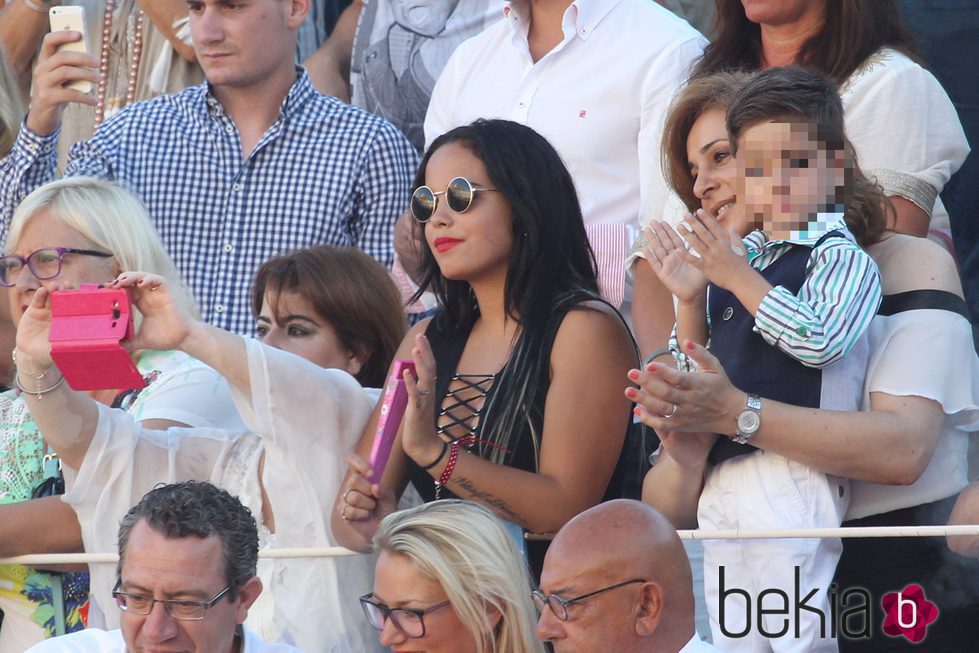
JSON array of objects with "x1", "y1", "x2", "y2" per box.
[
  {"x1": 881, "y1": 584, "x2": 939, "y2": 643},
  {"x1": 718, "y1": 567, "x2": 941, "y2": 643}
]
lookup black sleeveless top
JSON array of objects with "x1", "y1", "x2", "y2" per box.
[
  {"x1": 707, "y1": 232, "x2": 843, "y2": 464},
  {"x1": 405, "y1": 293, "x2": 633, "y2": 578}
]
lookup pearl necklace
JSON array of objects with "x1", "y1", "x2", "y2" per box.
[{"x1": 94, "y1": 0, "x2": 144, "y2": 129}]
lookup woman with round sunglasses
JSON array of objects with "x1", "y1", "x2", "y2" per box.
[
  {"x1": 364, "y1": 500, "x2": 544, "y2": 653},
  {"x1": 334, "y1": 118, "x2": 638, "y2": 578},
  {"x1": 0, "y1": 177, "x2": 245, "y2": 650}
]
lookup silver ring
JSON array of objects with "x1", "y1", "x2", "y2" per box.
[
  {"x1": 665, "y1": 403, "x2": 678, "y2": 418},
  {"x1": 342, "y1": 490, "x2": 350, "y2": 501},
  {"x1": 340, "y1": 506, "x2": 349, "y2": 521}
]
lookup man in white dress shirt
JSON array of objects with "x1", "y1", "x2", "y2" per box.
[{"x1": 26, "y1": 482, "x2": 304, "y2": 653}]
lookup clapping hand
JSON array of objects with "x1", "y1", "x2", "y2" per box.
[
  {"x1": 642, "y1": 219, "x2": 708, "y2": 304},
  {"x1": 673, "y1": 209, "x2": 752, "y2": 291}
]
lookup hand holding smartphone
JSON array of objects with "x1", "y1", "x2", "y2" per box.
[
  {"x1": 48, "y1": 6, "x2": 92, "y2": 93},
  {"x1": 49, "y1": 285, "x2": 146, "y2": 391},
  {"x1": 366, "y1": 360, "x2": 417, "y2": 484}
]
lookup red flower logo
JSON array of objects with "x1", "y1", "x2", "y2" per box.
[{"x1": 881, "y1": 584, "x2": 938, "y2": 643}]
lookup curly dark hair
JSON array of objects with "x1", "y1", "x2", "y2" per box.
[
  {"x1": 726, "y1": 67, "x2": 889, "y2": 247},
  {"x1": 117, "y1": 481, "x2": 259, "y2": 597}
]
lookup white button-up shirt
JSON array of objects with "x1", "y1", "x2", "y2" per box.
[{"x1": 424, "y1": 0, "x2": 704, "y2": 306}]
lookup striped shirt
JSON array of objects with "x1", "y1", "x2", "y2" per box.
[
  {"x1": 671, "y1": 214, "x2": 882, "y2": 370},
  {"x1": 0, "y1": 70, "x2": 419, "y2": 335},
  {"x1": 741, "y1": 214, "x2": 881, "y2": 367}
]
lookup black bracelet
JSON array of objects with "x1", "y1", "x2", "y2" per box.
[{"x1": 420, "y1": 441, "x2": 449, "y2": 470}]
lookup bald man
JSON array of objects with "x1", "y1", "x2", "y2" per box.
[{"x1": 536, "y1": 499, "x2": 718, "y2": 652}]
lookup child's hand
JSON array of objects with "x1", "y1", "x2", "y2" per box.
[
  {"x1": 677, "y1": 209, "x2": 751, "y2": 290},
  {"x1": 642, "y1": 220, "x2": 708, "y2": 304}
]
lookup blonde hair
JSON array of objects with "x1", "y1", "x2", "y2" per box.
[
  {"x1": 0, "y1": 46, "x2": 24, "y2": 157},
  {"x1": 375, "y1": 501, "x2": 544, "y2": 653},
  {"x1": 6, "y1": 177, "x2": 199, "y2": 317}
]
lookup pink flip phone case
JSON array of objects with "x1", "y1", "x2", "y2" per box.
[
  {"x1": 367, "y1": 360, "x2": 417, "y2": 484},
  {"x1": 49, "y1": 285, "x2": 146, "y2": 391}
]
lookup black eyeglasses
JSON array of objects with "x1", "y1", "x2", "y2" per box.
[
  {"x1": 532, "y1": 578, "x2": 647, "y2": 621},
  {"x1": 410, "y1": 176, "x2": 498, "y2": 223},
  {"x1": 359, "y1": 593, "x2": 451, "y2": 638},
  {"x1": 0, "y1": 247, "x2": 113, "y2": 287},
  {"x1": 112, "y1": 580, "x2": 232, "y2": 621}
]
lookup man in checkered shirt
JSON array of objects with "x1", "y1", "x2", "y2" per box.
[{"x1": 0, "y1": 0, "x2": 418, "y2": 335}]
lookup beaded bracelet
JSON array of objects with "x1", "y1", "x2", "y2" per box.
[
  {"x1": 434, "y1": 441, "x2": 461, "y2": 500},
  {"x1": 420, "y1": 441, "x2": 448, "y2": 471}
]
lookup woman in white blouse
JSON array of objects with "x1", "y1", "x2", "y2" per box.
[
  {"x1": 692, "y1": 0, "x2": 968, "y2": 237},
  {"x1": 10, "y1": 267, "x2": 393, "y2": 653}
]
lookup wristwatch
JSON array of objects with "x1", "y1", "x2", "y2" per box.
[{"x1": 733, "y1": 394, "x2": 762, "y2": 444}]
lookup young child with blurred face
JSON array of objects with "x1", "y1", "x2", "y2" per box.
[{"x1": 642, "y1": 67, "x2": 883, "y2": 652}]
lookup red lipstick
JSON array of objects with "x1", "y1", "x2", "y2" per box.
[{"x1": 433, "y1": 237, "x2": 464, "y2": 253}]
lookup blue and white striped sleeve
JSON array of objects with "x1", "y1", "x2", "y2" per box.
[{"x1": 754, "y1": 239, "x2": 882, "y2": 368}]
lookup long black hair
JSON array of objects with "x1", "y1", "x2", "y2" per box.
[
  {"x1": 411, "y1": 119, "x2": 601, "y2": 464},
  {"x1": 696, "y1": 0, "x2": 919, "y2": 82},
  {"x1": 412, "y1": 118, "x2": 598, "y2": 327}
]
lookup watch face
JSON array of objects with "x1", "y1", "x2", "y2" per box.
[{"x1": 737, "y1": 410, "x2": 761, "y2": 434}]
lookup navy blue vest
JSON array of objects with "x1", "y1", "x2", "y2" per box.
[{"x1": 707, "y1": 232, "x2": 843, "y2": 465}]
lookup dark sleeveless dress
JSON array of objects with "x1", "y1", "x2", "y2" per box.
[{"x1": 404, "y1": 294, "x2": 633, "y2": 579}]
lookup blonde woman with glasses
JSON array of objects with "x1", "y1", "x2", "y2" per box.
[{"x1": 366, "y1": 500, "x2": 544, "y2": 653}]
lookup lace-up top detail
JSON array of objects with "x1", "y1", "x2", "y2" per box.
[{"x1": 436, "y1": 373, "x2": 496, "y2": 443}]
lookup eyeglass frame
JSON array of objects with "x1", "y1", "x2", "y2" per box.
[
  {"x1": 359, "y1": 592, "x2": 451, "y2": 638},
  {"x1": 532, "y1": 578, "x2": 648, "y2": 621},
  {"x1": 0, "y1": 247, "x2": 113, "y2": 287},
  {"x1": 112, "y1": 579, "x2": 233, "y2": 621},
  {"x1": 410, "y1": 176, "x2": 499, "y2": 224}
]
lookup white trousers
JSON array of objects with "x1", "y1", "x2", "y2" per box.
[{"x1": 699, "y1": 450, "x2": 848, "y2": 653}]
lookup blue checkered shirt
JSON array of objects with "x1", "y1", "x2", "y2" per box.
[{"x1": 0, "y1": 69, "x2": 419, "y2": 334}]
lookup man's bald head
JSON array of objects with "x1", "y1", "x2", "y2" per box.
[{"x1": 539, "y1": 500, "x2": 696, "y2": 653}]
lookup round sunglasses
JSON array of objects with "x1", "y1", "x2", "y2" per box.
[{"x1": 410, "y1": 177, "x2": 498, "y2": 223}]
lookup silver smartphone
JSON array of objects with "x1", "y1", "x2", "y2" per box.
[{"x1": 49, "y1": 6, "x2": 92, "y2": 93}]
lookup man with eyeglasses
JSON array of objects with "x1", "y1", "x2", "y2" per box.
[
  {"x1": 25, "y1": 481, "x2": 304, "y2": 653},
  {"x1": 536, "y1": 499, "x2": 718, "y2": 652}
]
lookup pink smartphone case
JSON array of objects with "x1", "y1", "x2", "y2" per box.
[
  {"x1": 367, "y1": 360, "x2": 416, "y2": 484},
  {"x1": 49, "y1": 286, "x2": 146, "y2": 391}
]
